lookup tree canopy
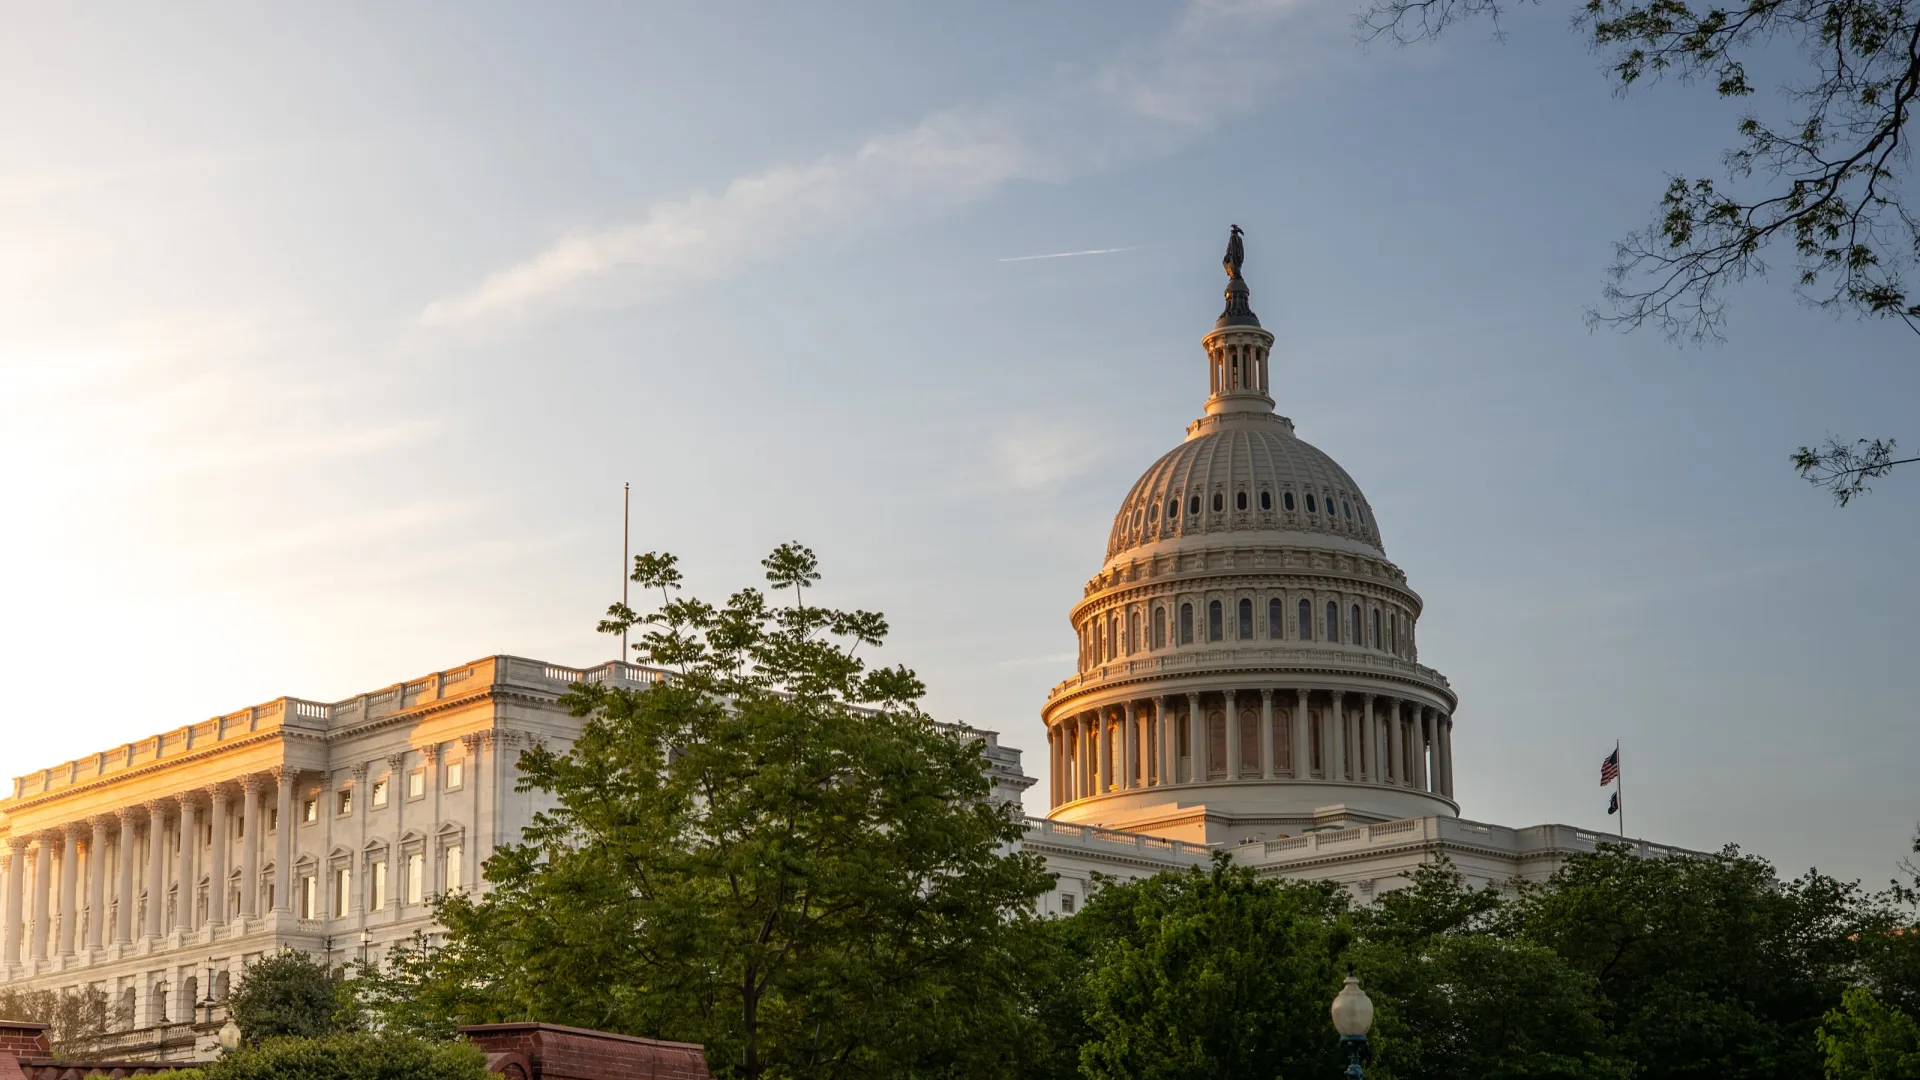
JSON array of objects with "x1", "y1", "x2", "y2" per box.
[
  {"x1": 357, "y1": 544, "x2": 1053, "y2": 1080},
  {"x1": 228, "y1": 948, "x2": 359, "y2": 1045}
]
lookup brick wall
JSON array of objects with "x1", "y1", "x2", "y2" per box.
[
  {"x1": 0, "y1": 1022, "x2": 51, "y2": 1057},
  {"x1": 461, "y1": 1023, "x2": 710, "y2": 1080}
]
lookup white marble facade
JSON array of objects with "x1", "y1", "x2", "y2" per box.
[{"x1": 0, "y1": 655, "x2": 657, "y2": 1027}]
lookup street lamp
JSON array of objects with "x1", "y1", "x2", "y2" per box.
[{"x1": 1330, "y1": 969, "x2": 1374, "y2": 1080}]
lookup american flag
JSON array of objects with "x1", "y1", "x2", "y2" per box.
[{"x1": 1599, "y1": 747, "x2": 1620, "y2": 786}]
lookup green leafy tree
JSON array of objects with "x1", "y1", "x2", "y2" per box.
[
  {"x1": 1351, "y1": 861, "x2": 1627, "y2": 1080},
  {"x1": 1068, "y1": 854, "x2": 1351, "y2": 1080},
  {"x1": 228, "y1": 949, "x2": 359, "y2": 1044},
  {"x1": 1820, "y1": 988, "x2": 1920, "y2": 1080},
  {"x1": 1507, "y1": 845, "x2": 1876, "y2": 1080},
  {"x1": 141, "y1": 1033, "x2": 489, "y2": 1080},
  {"x1": 358, "y1": 544, "x2": 1053, "y2": 1080},
  {"x1": 1358, "y1": 0, "x2": 1918, "y2": 503}
]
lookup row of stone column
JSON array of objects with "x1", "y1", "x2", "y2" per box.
[
  {"x1": 0, "y1": 769, "x2": 298, "y2": 969},
  {"x1": 1047, "y1": 688, "x2": 1453, "y2": 805}
]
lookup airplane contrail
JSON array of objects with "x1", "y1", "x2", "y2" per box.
[{"x1": 996, "y1": 246, "x2": 1139, "y2": 263}]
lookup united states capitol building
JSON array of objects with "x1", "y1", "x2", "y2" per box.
[{"x1": 0, "y1": 233, "x2": 1684, "y2": 1054}]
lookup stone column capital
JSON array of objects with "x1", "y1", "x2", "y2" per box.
[
  {"x1": 266, "y1": 765, "x2": 296, "y2": 783},
  {"x1": 8, "y1": 836, "x2": 28, "y2": 854},
  {"x1": 64, "y1": 822, "x2": 85, "y2": 839},
  {"x1": 1260, "y1": 687, "x2": 1273, "y2": 703},
  {"x1": 460, "y1": 732, "x2": 483, "y2": 754},
  {"x1": 386, "y1": 753, "x2": 406, "y2": 771},
  {"x1": 115, "y1": 806, "x2": 138, "y2": 825},
  {"x1": 349, "y1": 763, "x2": 369, "y2": 782},
  {"x1": 421, "y1": 744, "x2": 441, "y2": 764},
  {"x1": 240, "y1": 773, "x2": 267, "y2": 794},
  {"x1": 207, "y1": 783, "x2": 231, "y2": 803},
  {"x1": 174, "y1": 790, "x2": 198, "y2": 810}
]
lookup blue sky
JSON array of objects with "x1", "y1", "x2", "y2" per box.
[{"x1": 3, "y1": 1, "x2": 1915, "y2": 886}]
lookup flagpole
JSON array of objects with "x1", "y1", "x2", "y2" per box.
[
  {"x1": 621, "y1": 481, "x2": 630, "y2": 665},
  {"x1": 1615, "y1": 740, "x2": 1624, "y2": 839}
]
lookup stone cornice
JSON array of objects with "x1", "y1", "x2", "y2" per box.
[{"x1": 1044, "y1": 650, "x2": 1455, "y2": 716}]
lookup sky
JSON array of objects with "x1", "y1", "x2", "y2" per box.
[{"x1": 2, "y1": 1, "x2": 1915, "y2": 887}]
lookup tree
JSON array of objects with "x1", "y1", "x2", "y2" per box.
[
  {"x1": 1506, "y1": 844, "x2": 1878, "y2": 1080},
  {"x1": 1350, "y1": 861, "x2": 1627, "y2": 1080},
  {"x1": 1357, "y1": 0, "x2": 1915, "y2": 503},
  {"x1": 0, "y1": 986, "x2": 110, "y2": 1058},
  {"x1": 142, "y1": 1033, "x2": 491, "y2": 1080},
  {"x1": 358, "y1": 544, "x2": 1054, "y2": 1080},
  {"x1": 1818, "y1": 988, "x2": 1920, "y2": 1080},
  {"x1": 228, "y1": 949, "x2": 359, "y2": 1045},
  {"x1": 1065, "y1": 855, "x2": 1351, "y2": 1080}
]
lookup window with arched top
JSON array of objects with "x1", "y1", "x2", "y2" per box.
[
  {"x1": 1128, "y1": 609, "x2": 1140, "y2": 653},
  {"x1": 1351, "y1": 604, "x2": 1362, "y2": 645},
  {"x1": 1259, "y1": 490, "x2": 1271, "y2": 510},
  {"x1": 1306, "y1": 493, "x2": 1318, "y2": 513},
  {"x1": 1371, "y1": 608, "x2": 1381, "y2": 649},
  {"x1": 1152, "y1": 606, "x2": 1167, "y2": 649},
  {"x1": 1268, "y1": 597, "x2": 1283, "y2": 639},
  {"x1": 1212, "y1": 492, "x2": 1224, "y2": 513},
  {"x1": 1326, "y1": 601, "x2": 1339, "y2": 643},
  {"x1": 1179, "y1": 603, "x2": 1194, "y2": 644},
  {"x1": 1297, "y1": 598, "x2": 1312, "y2": 641},
  {"x1": 1166, "y1": 498, "x2": 1177, "y2": 520},
  {"x1": 1343, "y1": 500, "x2": 1352, "y2": 520},
  {"x1": 1238, "y1": 598, "x2": 1253, "y2": 639},
  {"x1": 1283, "y1": 491, "x2": 1296, "y2": 511},
  {"x1": 1108, "y1": 613, "x2": 1118, "y2": 660},
  {"x1": 1235, "y1": 491, "x2": 1248, "y2": 511},
  {"x1": 1208, "y1": 600, "x2": 1224, "y2": 642},
  {"x1": 1390, "y1": 614, "x2": 1398, "y2": 654}
]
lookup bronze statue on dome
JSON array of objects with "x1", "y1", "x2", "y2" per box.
[{"x1": 1223, "y1": 224, "x2": 1245, "y2": 279}]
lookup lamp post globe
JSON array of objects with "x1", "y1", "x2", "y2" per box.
[{"x1": 1330, "y1": 972, "x2": 1374, "y2": 1080}]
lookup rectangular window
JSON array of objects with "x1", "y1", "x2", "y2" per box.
[
  {"x1": 300, "y1": 876, "x2": 317, "y2": 920},
  {"x1": 371, "y1": 780, "x2": 389, "y2": 809},
  {"x1": 405, "y1": 853, "x2": 424, "y2": 904},
  {"x1": 301, "y1": 799, "x2": 318, "y2": 824},
  {"x1": 445, "y1": 760, "x2": 464, "y2": 791},
  {"x1": 337, "y1": 789, "x2": 353, "y2": 816},
  {"x1": 371, "y1": 861, "x2": 387, "y2": 911},
  {"x1": 333, "y1": 867, "x2": 351, "y2": 917},
  {"x1": 268, "y1": 808, "x2": 278, "y2": 832},
  {"x1": 408, "y1": 770, "x2": 426, "y2": 799},
  {"x1": 444, "y1": 846, "x2": 463, "y2": 891},
  {"x1": 1060, "y1": 893, "x2": 1076, "y2": 913}
]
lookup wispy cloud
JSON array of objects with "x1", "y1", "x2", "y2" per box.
[
  {"x1": 997, "y1": 246, "x2": 1139, "y2": 263},
  {"x1": 993, "y1": 429, "x2": 1103, "y2": 492},
  {"x1": 419, "y1": 0, "x2": 1325, "y2": 329}
]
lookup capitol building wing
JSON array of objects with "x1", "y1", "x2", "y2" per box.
[{"x1": 0, "y1": 656, "x2": 666, "y2": 1042}]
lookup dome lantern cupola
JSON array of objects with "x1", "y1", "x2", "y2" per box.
[{"x1": 1203, "y1": 225, "x2": 1277, "y2": 417}]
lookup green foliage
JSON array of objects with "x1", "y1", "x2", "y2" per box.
[
  {"x1": 228, "y1": 949, "x2": 359, "y2": 1044},
  {"x1": 1033, "y1": 854, "x2": 1350, "y2": 1080},
  {"x1": 358, "y1": 544, "x2": 1053, "y2": 1080},
  {"x1": 1507, "y1": 845, "x2": 1876, "y2": 1080},
  {"x1": 1351, "y1": 862, "x2": 1627, "y2": 1080},
  {"x1": 1820, "y1": 988, "x2": 1920, "y2": 1080},
  {"x1": 190, "y1": 1034, "x2": 487, "y2": 1080}
]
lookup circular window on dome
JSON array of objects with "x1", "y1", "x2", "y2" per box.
[
  {"x1": 1283, "y1": 491, "x2": 1295, "y2": 511},
  {"x1": 1189, "y1": 494, "x2": 1201, "y2": 516},
  {"x1": 1259, "y1": 490, "x2": 1271, "y2": 510},
  {"x1": 1306, "y1": 493, "x2": 1318, "y2": 514},
  {"x1": 1212, "y1": 492, "x2": 1224, "y2": 513},
  {"x1": 1342, "y1": 500, "x2": 1352, "y2": 521},
  {"x1": 1235, "y1": 491, "x2": 1247, "y2": 511}
]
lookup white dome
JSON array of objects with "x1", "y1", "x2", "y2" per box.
[{"x1": 1105, "y1": 411, "x2": 1384, "y2": 563}]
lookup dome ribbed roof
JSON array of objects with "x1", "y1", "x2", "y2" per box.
[{"x1": 1105, "y1": 412, "x2": 1383, "y2": 561}]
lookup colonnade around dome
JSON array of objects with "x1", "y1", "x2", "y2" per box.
[{"x1": 1046, "y1": 687, "x2": 1452, "y2": 809}]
